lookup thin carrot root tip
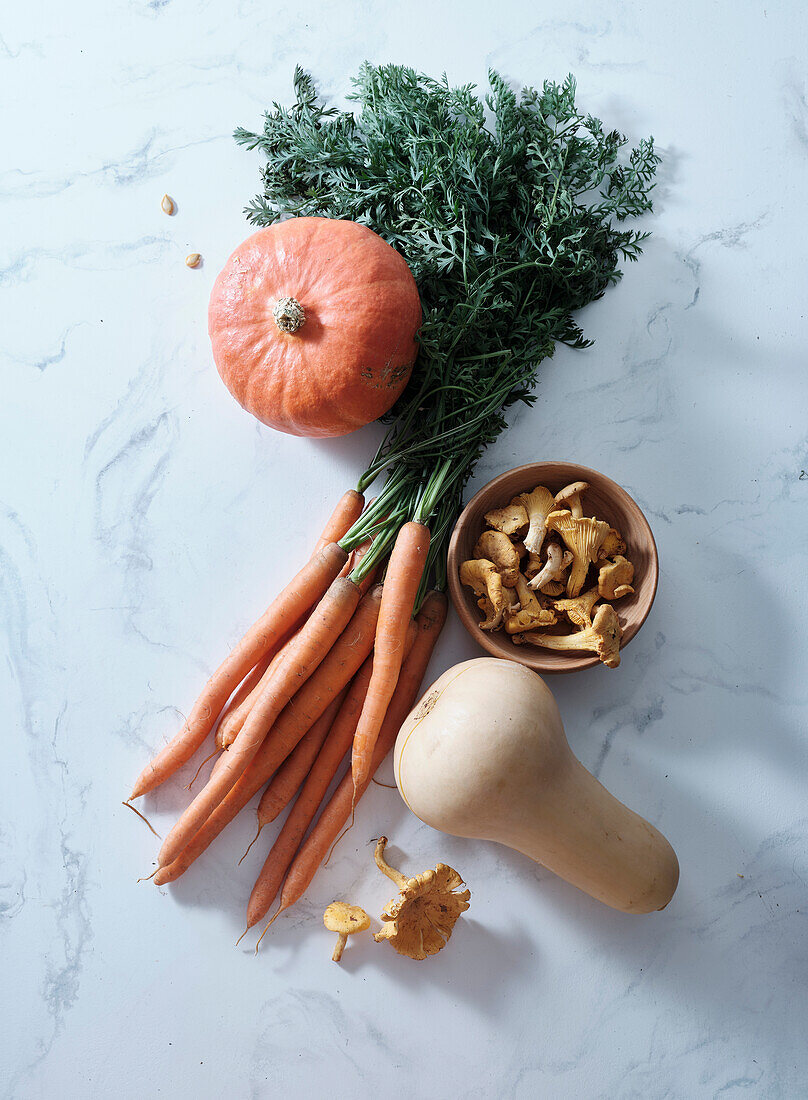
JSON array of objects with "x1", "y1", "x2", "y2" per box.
[
  {"x1": 122, "y1": 800, "x2": 162, "y2": 839},
  {"x1": 235, "y1": 927, "x2": 250, "y2": 948},
  {"x1": 238, "y1": 827, "x2": 262, "y2": 867},
  {"x1": 137, "y1": 869, "x2": 158, "y2": 883},
  {"x1": 326, "y1": 814, "x2": 354, "y2": 867},
  {"x1": 254, "y1": 907, "x2": 281, "y2": 954},
  {"x1": 185, "y1": 748, "x2": 218, "y2": 791}
]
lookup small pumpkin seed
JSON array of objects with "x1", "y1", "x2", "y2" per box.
[
  {"x1": 185, "y1": 253, "x2": 202, "y2": 269},
  {"x1": 161, "y1": 193, "x2": 176, "y2": 215}
]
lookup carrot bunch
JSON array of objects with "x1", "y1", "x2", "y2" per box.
[{"x1": 129, "y1": 489, "x2": 446, "y2": 944}]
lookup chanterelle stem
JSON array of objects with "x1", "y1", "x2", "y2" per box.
[
  {"x1": 332, "y1": 933, "x2": 347, "y2": 962},
  {"x1": 273, "y1": 296, "x2": 305, "y2": 333},
  {"x1": 374, "y1": 836, "x2": 409, "y2": 889}
]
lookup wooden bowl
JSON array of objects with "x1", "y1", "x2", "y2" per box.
[{"x1": 446, "y1": 462, "x2": 658, "y2": 674}]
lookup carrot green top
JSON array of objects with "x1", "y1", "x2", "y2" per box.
[{"x1": 237, "y1": 65, "x2": 659, "y2": 610}]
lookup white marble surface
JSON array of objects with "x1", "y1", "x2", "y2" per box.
[{"x1": 3, "y1": 2, "x2": 808, "y2": 1097}]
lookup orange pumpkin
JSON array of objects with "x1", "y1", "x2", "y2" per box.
[{"x1": 208, "y1": 217, "x2": 422, "y2": 438}]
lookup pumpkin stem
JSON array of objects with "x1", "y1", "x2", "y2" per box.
[{"x1": 273, "y1": 296, "x2": 305, "y2": 333}]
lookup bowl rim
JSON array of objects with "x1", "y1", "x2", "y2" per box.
[{"x1": 446, "y1": 461, "x2": 659, "y2": 674}]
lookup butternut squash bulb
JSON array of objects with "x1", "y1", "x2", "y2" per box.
[
  {"x1": 394, "y1": 658, "x2": 678, "y2": 914},
  {"x1": 208, "y1": 217, "x2": 422, "y2": 437}
]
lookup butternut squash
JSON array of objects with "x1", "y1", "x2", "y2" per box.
[{"x1": 394, "y1": 658, "x2": 678, "y2": 914}]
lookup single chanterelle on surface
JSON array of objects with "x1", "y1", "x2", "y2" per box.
[
  {"x1": 372, "y1": 837, "x2": 470, "y2": 961},
  {"x1": 323, "y1": 902, "x2": 370, "y2": 962}
]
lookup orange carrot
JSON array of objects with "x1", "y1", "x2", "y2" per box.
[
  {"x1": 135, "y1": 502, "x2": 358, "y2": 798},
  {"x1": 129, "y1": 542, "x2": 347, "y2": 800},
  {"x1": 259, "y1": 591, "x2": 446, "y2": 936},
  {"x1": 217, "y1": 628, "x2": 301, "y2": 749},
  {"x1": 238, "y1": 681, "x2": 349, "y2": 865},
  {"x1": 257, "y1": 658, "x2": 369, "y2": 829},
  {"x1": 220, "y1": 648, "x2": 275, "y2": 726},
  {"x1": 313, "y1": 490, "x2": 364, "y2": 554},
  {"x1": 153, "y1": 587, "x2": 382, "y2": 885},
  {"x1": 158, "y1": 580, "x2": 384, "y2": 871},
  {"x1": 199, "y1": 647, "x2": 276, "y2": 763},
  {"x1": 350, "y1": 521, "x2": 430, "y2": 800},
  {"x1": 217, "y1": 533, "x2": 374, "y2": 755},
  {"x1": 153, "y1": 691, "x2": 345, "y2": 886},
  {"x1": 212, "y1": 497, "x2": 362, "y2": 753},
  {"x1": 157, "y1": 575, "x2": 363, "y2": 868},
  {"x1": 244, "y1": 621, "x2": 418, "y2": 929},
  {"x1": 213, "y1": 499, "x2": 362, "y2": 748},
  {"x1": 219, "y1": 540, "x2": 377, "y2": 754},
  {"x1": 158, "y1": 585, "x2": 384, "y2": 884}
]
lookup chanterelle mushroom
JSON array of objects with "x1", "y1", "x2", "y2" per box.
[
  {"x1": 553, "y1": 587, "x2": 601, "y2": 629},
  {"x1": 523, "y1": 550, "x2": 543, "y2": 579},
  {"x1": 597, "y1": 527, "x2": 627, "y2": 561},
  {"x1": 554, "y1": 480, "x2": 589, "y2": 519},
  {"x1": 598, "y1": 555, "x2": 635, "y2": 600},
  {"x1": 483, "y1": 500, "x2": 528, "y2": 537},
  {"x1": 372, "y1": 837, "x2": 470, "y2": 960},
  {"x1": 323, "y1": 902, "x2": 370, "y2": 962},
  {"x1": 477, "y1": 587, "x2": 518, "y2": 625},
  {"x1": 474, "y1": 530, "x2": 520, "y2": 588},
  {"x1": 519, "y1": 603, "x2": 622, "y2": 668},
  {"x1": 527, "y1": 540, "x2": 574, "y2": 592},
  {"x1": 460, "y1": 559, "x2": 508, "y2": 630},
  {"x1": 517, "y1": 485, "x2": 557, "y2": 557},
  {"x1": 546, "y1": 511, "x2": 610, "y2": 597},
  {"x1": 505, "y1": 574, "x2": 557, "y2": 634},
  {"x1": 540, "y1": 580, "x2": 565, "y2": 597}
]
